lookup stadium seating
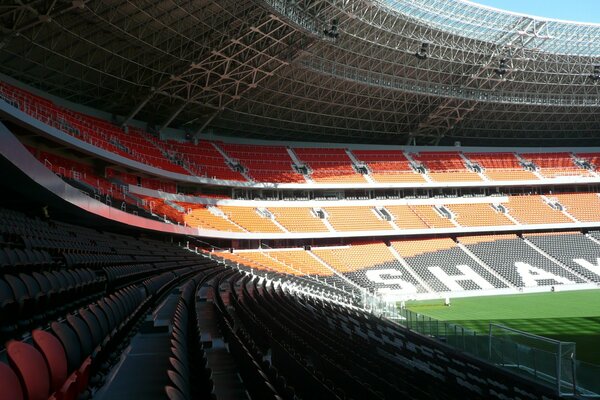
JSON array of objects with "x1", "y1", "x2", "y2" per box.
[
  {"x1": 219, "y1": 142, "x2": 305, "y2": 183},
  {"x1": 574, "y1": 153, "x2": 600, "y2": 171},
  {"x1": 5, "y1": 80, "x2": 600, "y2": 191},
  {"x1": 384, "y1": 205, "x2": 430, "y2": 229},
  {"x1": 66, "y1": 184, "x2": 600, "y2": 234},
  {"x1": 0, "y1": 196, "x2": 590, "y2": 399},
  {"x1": 31, "y1": 150, "x2": 128, "y2": 202},
  {"x1": 156, "y1": 140, "x2": 247, "y2": 181},
  {"x1": 231, "y1": 274, "x2": 556, "y2": 400},
  {"x1": 219, "y1": 206, "x2": 284, "y2": 233},
  {"x1": 505, "y1": 195, "x2": 572, "y2": 224},
  {"x1": 5, "y1": 16, "x2": 600, "y2": 399},
  {"x1": 524, "y1": 232, "x2": 600, "y2": 283},
  {"x1": 270, "y1": 250, "x2": 336, "y2": 279},
  {"x1": 392, "y1": 238, "x2": 509, "y2": 292},
  {"x1": 520, "y1": 152, "x2": 590, "y2": 178},
  {"x1": 294, "y1": 147, "x2": 367, "y2": 183},
  {"x1": 312, "y1": 243, "x2": 427, "y2": 293},
  {"x1": 183, "y1": 205, "x2": 247, "y2": 232},
  {"x1": 0, "y1": 81, "x2": 189, "y2": 174},
  {"x1": 106, "y1": 168, "x2": 177, "y2": 193},
  {"x1": 409, "y1": 205, "x2": 456, "y2": 228},
  {"x1": 0, "y1": 206, "x2": 222, "y2": 399},
  {"x1": 448, "y1": 203, "x2": 514, "y2": 227},
  {"x1": 412, "y1": 152, "x2": 482, "y2": 182},
  {"x1": 221, "y1": 230, "x2": 600, "y2": 297},
  {"x1": 465, "y1": 152, "x2": 538, "y2": 181},
  {"x1": 458, "y1": 235, "x2": 585, "y2": 287},
  {"x1": 6, "y1": 81, "x2": 600, "y2": 192},
  {"x1": 267, "y1": 207, "x2": 330, "y2": 232},
  {"x1": 352, "y1": 150, "x2": 426, "y2": 183},
  {"x1": 138, "y1": 197, "x2": 186, "y2": 224},
  {"x1": 220, "y1": 251, "x2": 302, "y2": 276},
  {"x1": 323, "y1": 206, "x2": 394, "y2": 231},
  {"x1": 552, "y1": 193, "x2": 600, "y2": 222}
]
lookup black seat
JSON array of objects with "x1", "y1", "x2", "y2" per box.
[
  {"x1": 51, "y1": 321, "x2": 83, "y2": 373},
  {"x1": 97, "y1": 299, "x2": 117, "y2": 332},
  {"x1": 78, "y1": 308, "x2": 104, "y2": 347},
  {"x1": 4, "y1": 248, "x2": 22, "y2": 268},
  {"x1": 109, "y1": 294, "x2": 127, "y2": 321},
  {"x1": 0, "y1": 248, "x2": 11, "y2": 270},
  {"x1": 19, "y1": 273, "x2": 49, "y2": 311},
  {"x1": 0, "y1": 278, "x2": 18, "y2": 335},
  {"x1": 66, "y1": 314, "x2": 95, "y2": 358},
  {"x1": 4, "y1": 275, "x2": 34, "y2": 324},
  {"x1": 89, "y1": 304, "x2": 111, "y2": 338}
]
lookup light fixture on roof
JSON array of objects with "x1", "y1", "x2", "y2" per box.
[
  {"x1": 323, "y1": 19, "x2": 339, "y2": 39},
  {"x1": 414, "y1": 43, "x2": 428, "y2": 60},
  {"x1": 494, "y1": 58, "x2": 509, "y2": 77},
  {"x1": 588, "y1": 65, "x2": 600, "y2": 81}
]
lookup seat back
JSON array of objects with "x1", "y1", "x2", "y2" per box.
[
  {"x1": 50, "y1": 321, "x2": 82, "y2": 372},
  {"x1": 78, "y1": 308, "x2": 103, "y2": 346},
  {"x1": 6, "y1": 340, "x2": 50, "y2": 400},
  {"x1": 165, "y1": 385, "x2": 186, "y2": 400},
  {"x1": 32, "y1": 329, "x2": 68, "y2": 392},
  {"x1": 0, "y1": 361, "x2": 24, "y2": 400},
  {"x1": 66, "y1": 314, "x2": 95, "y2": 357}
]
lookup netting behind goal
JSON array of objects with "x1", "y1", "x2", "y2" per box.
[{"x1": 488, "y1": 324, "x2": 576, "y2": 396}]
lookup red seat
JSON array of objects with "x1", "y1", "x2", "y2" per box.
[
  {"x1": 32, "y1": 329, "x2": 91, "y2": 400},
  {"x1": 77, "y1": 357, "x2": 92, "y2": 392},
  {"x1": 32, "y1": 329, "x2": 68, "y2": 392},
  {"x1": 6, "y1": 340, "x2": 50, "y2": 400},
  {"x1": 165, "y1": 385, "x2": 186, "y2": 400},
  {"x1": 0, "y1": 361, "x2": 24, "y2": 400}
]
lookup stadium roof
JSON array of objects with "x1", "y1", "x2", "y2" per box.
[
  {"x1": 383, "y1": 0, "x2": 600, "y2": 56},
  {"x1": 1, "y1": 0, "x2": 599, "y2": 145}
]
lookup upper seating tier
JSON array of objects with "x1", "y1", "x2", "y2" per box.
[{"x1": 3, "y1": 80, "x2": 599, "y2": 188}]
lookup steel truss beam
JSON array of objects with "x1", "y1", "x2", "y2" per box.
[
  {"x1": 122, "y1": 7, "x2": 314, "y2": 133},
  {"x1": 0, "y1": 0, "x2": 599, "y2": 145}
]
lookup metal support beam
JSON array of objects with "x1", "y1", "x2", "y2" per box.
[
  {"x1": 160, "y1": 101, "x2": 189, "y2": 131},
  {"x1": 121, "y1": 90, "x2": 155, "y2": 127},
  {"x1": 194, "y1": 109, "x2": 222, "y2": 136}
]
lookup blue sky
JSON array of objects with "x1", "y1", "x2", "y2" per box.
[{"x1": 471, "y1": 0, "x2": 600, "y2": 24}]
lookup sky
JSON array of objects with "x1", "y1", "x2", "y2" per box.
[{"x1": 471, "y1": 0, "x2": 600, "y2": 24}]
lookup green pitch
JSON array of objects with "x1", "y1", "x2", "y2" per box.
[{"x1": 405, "y1": 289, "x2": 600, "y2": 365}]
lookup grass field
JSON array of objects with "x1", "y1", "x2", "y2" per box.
[{"x1": 405, "y1": 289, "x2": 600, "y2": 365}]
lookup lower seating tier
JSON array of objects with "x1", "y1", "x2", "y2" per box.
[{"x1": 214, "y1": 231, "x2": 599, "y2": 297}]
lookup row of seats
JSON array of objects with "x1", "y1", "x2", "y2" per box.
[
  {"x1": 217, "y1": 273, "x2": 294, "y2": 400},
  {"x1": 1, "y1": 267, "x2": 104, "y2": 338},
  {"x1": 2, "y1": 251, "x2": 563, "y2": 400},
  {"x1": 165, "y1": 278, "x2": 201, "y2": 400},
  {"x1": 1, "y1": 284, "x2": 148, "y2": 400},
  {"x1": 156, "y1": 139, "x2": 246, "y2": 181},
  {"x1": 218, "y1": 142, "x2": 305, "y2": 183},
  {"x1": 5, "y1": 81, "x2": 598, "y2": 186},
  {"x1": 139, "y1": 194, "x2": 600, "y2": 233},
  {"x1": 524, "y1": 232, "x2": 600, "y2": 283},
  {"x1": 213, "y1": 251, "x2": 356, "y2": 303},
  {"x1": 218, "y1": 230, "x2": 600, "y2": 296},
  {"x1": 0, "y1": 200, "x2": 567, "y2": 399},
  {"x1": 0, "y1": 247, "x2": 54, "y2": 271},
  {"x1": 0, "y1": 81, "x2": 189, "y2": 174},
  {"x1": 229, "y1": 275, "x2": 557, "y2": 399}
]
